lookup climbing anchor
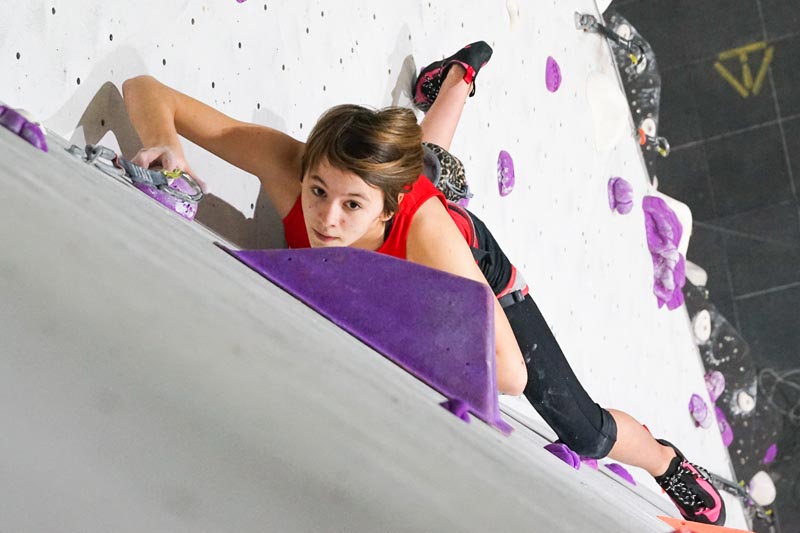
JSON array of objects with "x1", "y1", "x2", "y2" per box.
[{"x1": 574, "y1": 12, "x2": 646, "y2": 69}]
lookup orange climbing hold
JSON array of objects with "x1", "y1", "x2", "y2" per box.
[{"x1": 659, "y1": 515, "x2": 754, "y2": 533}]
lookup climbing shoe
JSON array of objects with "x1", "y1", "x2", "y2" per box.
[
  {"x1": 412, "y1": 41, "x2": 493, "y2": 111},
  {"x1": 655, "y1": 439, "x2": 726, "y2": 526}
]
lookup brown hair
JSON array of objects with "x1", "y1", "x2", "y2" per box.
[{"x1": 301, "y1": 104, "x2": 424, "y2": 216}]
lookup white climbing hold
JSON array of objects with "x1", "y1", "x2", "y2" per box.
[
  {"x1": 692, "y1": 310, "x2": 711, "y2": 344},
  {"x1": 13, "y1": 108, "x2": 37, "y2": 122},
  {"x1": 737, "y1": 390, "x2": 756, "y2": 413},
  {"x1": 506, "y1": 0, "x2": 520, "y2": 31},
  {"x1": 684, "y1": 260, "x2": 708, "y2": 287},
  {"x1": 615, "y1": 22, "x2": 632, "y2": 39},
  {"x1": 586, "y1": 71, "x2": 628, "y2": 153},
  {"x1": 640, "y1": 117, "x2": 657, "y2": 138},
  {"x1": 748, "y1": 471, "x2": 777, "y2": 506}
]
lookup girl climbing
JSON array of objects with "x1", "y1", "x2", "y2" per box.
[{"x1": 122, "y1": 41, "x2": 725, "y2": 526}]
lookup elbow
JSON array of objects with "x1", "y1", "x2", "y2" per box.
[
  {"x1": 121, "y1": 75, "x2": 154, "y2": 100},
  {"x1": 509, "y1": 372, "x2": 528, "y2": 397},
  {"x1": 498, "y1": 365, "x2": 527, "y2": 397}
]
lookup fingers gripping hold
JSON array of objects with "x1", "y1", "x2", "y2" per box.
[{"x1": 132, "y1": 145, "x2": 206, "y2": 193}]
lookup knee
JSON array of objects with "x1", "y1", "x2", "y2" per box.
[
  {"x1": 561, "y1": 408, "x2": 618, "y2": 459},
  {"x1": 565, "y1": 432, "x2": 616, "y2": 459}
]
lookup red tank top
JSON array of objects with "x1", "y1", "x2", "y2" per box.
[{"x1": 282, "y1": 175, "x2": 471, "y2": 259}]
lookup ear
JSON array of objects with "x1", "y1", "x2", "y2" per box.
[{"x1": 382, "y1": 192, "x2": 404, "y2": 221}]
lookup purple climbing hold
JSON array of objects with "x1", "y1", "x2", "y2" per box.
[
  {"x1": 220, "y1": 246, "x2": 513, "y2": 434},
  {"x1": 580, "y1": 456, "x2": 599, "y2": 470},
  {"x1": 236, "y1": 0, "x2": 247, "y2": 2},
  {"x1": 643, "y1": 196, "x2": 686, "y2": 310},
  {"x1": 607, "y1": 177, "x2": 633, "y2": 214},
  {"x1": 705, "y1": 370, "x2": 726, "y2": 403},
  {"x1": 133, "y1": 175, "x2": 200, "y2": 221},
  {"x1": 497, "y1": 150, "x2": 515, "y2": 197},
  {"x1": 643, "y1": 196, "x2": 683, "y2": 253},
  {"x1": 763, "y1": 443, "x2": 778, "y2": 465},
  {"x1": 457, "y1": 196, "x2": 470, "y2": 209},
  {"x1": 441, "y1": 398, "x2": 471, "y2": 422},
  {"x1": 0, "y1": 106, "x2": 26, "y2": 134},
  {"x1": 545, "y1": 56, "x2": 562, "y2": 93},
  {"x1": 715, "y1": 405, "x2": 734, "y2": 447},
  {"x1": 0, "y1": 106, "x2": 48, "y2": 152},
  {"x1": 605, "y1": 463, "x2": 636, "y2": 485},
  {"x1": 20, "y1": 121, "x2": 48, "y2": 152},
  {"x1": 689, "y1": 393, "x2": 711, "y2": 428},
  {"x1": 544, "y1": 442, "x2": 581, "y2": 469}
]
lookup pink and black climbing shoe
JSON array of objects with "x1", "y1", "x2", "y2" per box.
[
  {"x1": 654, "y1": 439, "x2": 726, "y2": 526},
  {"x1": 413, "y1": 41, "x2": 493, "y2": 112}
]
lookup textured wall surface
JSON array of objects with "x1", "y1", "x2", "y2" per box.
[
  {"x1": 0, "y1": 127, "x2": 687, "y2": 532},
  {"x1": 1, "y1": 0, "x2": 747, "y2": 529}
]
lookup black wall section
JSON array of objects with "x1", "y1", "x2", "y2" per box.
[{"x1": 608, "y1": 1, "x2": 800, "y2": 531}]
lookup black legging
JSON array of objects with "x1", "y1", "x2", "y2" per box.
[
  {"x1": 503, "y1": 294, "x2": 618, "y2": 458},
  {"x1": 444, "y1": 202, "x2": 617, "y2": 457}
]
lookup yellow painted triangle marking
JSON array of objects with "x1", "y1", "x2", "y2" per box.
[
  {"x1": 718, "y1": 41, "x2": 766, "y2": 60},
  {"x1": 740, "y1": 54, "x2": 753, "y2": 89},
  {"x1": 714, "y1": 61, "x2": 749, "y2": 98},
  {"x1": 751, "y1": 45, "x2": 774, "y2": 96},
  {"x1": 714, "y1": 41, "x2": 775, "y2": 98}
]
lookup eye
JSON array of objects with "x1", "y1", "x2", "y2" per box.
[
  {"x1": 345, "y1": 200, "x2": 361, "y2": 211},
  {"x1": 311, "y1": 186, "x2": 326, "y2": 197}
]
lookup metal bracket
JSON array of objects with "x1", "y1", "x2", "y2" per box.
[{"x1": 575, "y1": 12, "x2": 646, "y2": 68}]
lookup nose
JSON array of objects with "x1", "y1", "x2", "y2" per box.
[{"x1": 320, "y1": 201, "x2": 340, "y2": 228}]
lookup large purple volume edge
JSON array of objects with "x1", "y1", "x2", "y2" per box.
[{"x1": 221, "y1": 245, "x2": 512, "y2": 434}]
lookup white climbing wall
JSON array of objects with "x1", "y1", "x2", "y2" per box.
[{"x1": 1, "y1": 0, "x2": 748, "y2": 529}]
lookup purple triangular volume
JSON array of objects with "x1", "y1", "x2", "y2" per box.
[{"x1": 221, "y1": 245, "x2": 512, "y2": 435}]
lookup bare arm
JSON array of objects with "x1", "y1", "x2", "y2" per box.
[
  {"x1": 122, "y1": 75, "x2": 303, "y2": 217},
  {"x1": 406, "y1": 198, "x2": 528, "y2": 396}
]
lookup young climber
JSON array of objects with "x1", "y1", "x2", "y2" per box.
[{"x1": 122, "y1": 42, "x2": 725, "y2": 526}]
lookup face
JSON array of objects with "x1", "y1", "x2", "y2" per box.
[{"x1": 301, "y1": 159, "x2": 392, "y2": 249}]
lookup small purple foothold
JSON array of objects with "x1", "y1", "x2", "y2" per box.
[
  {"x1": 0, "y1": 106, "x2": 27, "y2": 134},
  {"x1": 607, "y1": 177, "x2": 633, "y2": 214},
  {"x1": 689, "y1": 393, "x2": 711, "y2": 428},
  {"x1": 236, "y1": 0, "x2": 247, "y2": 3},
  {"x1": 545, "y1": 56, "x2": 562, "y2": 93},
  {"x1": 605, "y1": 463, "x2": 637, "y2": 485},
  {"x1": 715, "y1": 406, "x2": 734, "y2": 447},
  {"x1": 20, "y1": 121, "x2": 48, "y2": 152},
  {"x1": 580, "y1": 456, "x2": 599, "y2": 470},
  {"x1": 441, "y1": 398, "x2": 471, "y2": 423},
  {"x1": 763, "y1": 443, "x2": 778, "y2": 465},
  {"x1": 705, "y1": 370, "x2": 726, "y2": 403},
  {"x1": 545, "y1": 443, "x2": 581, "y2": 469},
  {"x1": 133, "y1": 176, "x2": 200, "y2": 220},
  {"x1": 457, "y1": 196, "x2": 470, "y2": 209},
  {"x1": 497, "y1": 150, "x2": 515, "y2": 197}
]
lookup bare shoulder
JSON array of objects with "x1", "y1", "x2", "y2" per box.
[{"x1": 406, "y1": 198, "x2": 485, "y2": 284}]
